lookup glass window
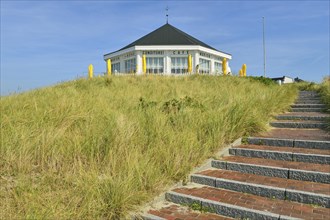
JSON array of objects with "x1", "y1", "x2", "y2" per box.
[
  {"x1": 214, "y1": 62, "x2": 222, "y2": 74},
  {"x1": 124, "y1": 58, "x2": 136, "y2": 73},
  {"x1": 171, "y1": 57, "x2": 188, "y2": 74},
  {"x1": 146, "y1": 57, "x2": 164, "y2": 74},
  {"x1": 199, "y1": 58, "x2": 210, "y2": 74},
  {"x1": 111, "y1": 62, "x2": 120, "y2": 74}
]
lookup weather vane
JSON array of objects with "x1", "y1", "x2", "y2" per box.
[{"x1": 166, "y1": 6, "x2": 169, "y2": 23}]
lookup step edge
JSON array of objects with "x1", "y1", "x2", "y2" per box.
[
  {"x1": 289, "y1": 109, "x2": 326, "y2": 111},
  {"x1": 213, "y1": 160, "x2": 288, "y2": 171},
  {"x1": 140, "y1": 213, "x2": 166, "y2": 220},
  {"x1": 291, "y1": 106, "x2": 326, "y2": 107},
  {"x1": 192, "y1": 173, "x2": 286, "y2": 192},
  {"x1": 287, "y1": 188, "x2": 330, "y2": 199},
  {"x1": 274, "y1": 118, "x2": 329, "y2": 122},
  {"x1": 166, "y1": 191, "x2": 284, "y2": 220},
  {"x1": 248, "y1": 137, "x2": 330, "y2": 145},
  {"x1": 247, "y1": 137, "x2": 294, "y2": 147},
  {"x1": 232, "y1": 147, "x2": 330, "y2": 158},
  {"x1": 289, "y1": 168, "x2": 330, "y2": 176},
  {"x1": 212, "y1": 159, "x2": 330, "y2": 175},
  {"x1": 276, "y1": 115, "x2": 330, "y2": 117},
  {"x1": 191, "y1": 173, "x2": 330, "y2": 199},
  {"x1": 292, "y1": 152, "x2": 330, "y2": 158},
  {"x1": 289, "y1": 108, "x2": 325, "y2": 109},
  {"x1": 270, "y1": 121, "x2": 327, "y2": 125}
]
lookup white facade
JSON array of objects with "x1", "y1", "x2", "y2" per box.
[
  {"x1": 103, "y1": 45, "x2": 232, "y2": 75},
  {"x1": 273, "y1": 76, "x2": 294, "y2": 85},
  {"x1": 283, "y1": 76, "x2": 294, "y2": 84}
]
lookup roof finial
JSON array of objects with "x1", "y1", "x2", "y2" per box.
[{"x1": 166, "y1": 6, "x2": 169, "y2": 24}]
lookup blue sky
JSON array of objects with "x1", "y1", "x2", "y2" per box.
[{"x1": 1, "y1": 0, "x2": 329, "y2": 95}]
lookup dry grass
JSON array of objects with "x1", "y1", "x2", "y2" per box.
[{"x1": 0, "y1": 75, "x2": 297, "y2": 219}]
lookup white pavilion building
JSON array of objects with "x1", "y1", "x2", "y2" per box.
[{"x1": 103, "y1": 23, "x2": 232, "y2": 75}]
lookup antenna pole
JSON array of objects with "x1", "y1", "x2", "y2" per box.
[
  {"x1": 262, "y1": 16, "x2": 266, "y2": 78},
  {"x1": 166, "y1": 6, "x2": 169, "y2": 23}
]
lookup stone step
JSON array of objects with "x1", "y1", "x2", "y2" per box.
[
  {"x1": 298, "y1": 92, "x2": 320, "y2": 97},
  {"x1": 297, "y1": 96, "x2": 321, "y2": 99},
  {"x1": 141, "y1": 90, "x2": 329, "y2": 219},
  {"x1": 255, "y1": 128, "x2": 330, "y2": 141},
  {"x1": 229, "y1": 145, "x2": 330, "y2": 164},
  {"x1": 298, "y1": 95, "x2": 320, "y2": 98},
  {"x1": 295, "y1": 100, "x2": 323, "y2": 104},
  {"x1": 234, "y1": 144, "x2": 330, "y2": 154},
  {"x1": 212, "y1": 156, "x2": 330, "y2": 183},
  {"x1": 166, "y1": 187, "x2": 330, "y2": 219},
  {"x1": 191, "y1": 169, "x2": 330, "y2": 207},
  {"x1": 299, "y1": 90, "x2": 317, "y2": 92},
  {"x1": 247, "y1": 136, "x2": 330, "y2": 149},
  {"x1": 291, "y1": 104, "x2": 326, "y2": 108},
  {"x1": 289, "y1": 108, "x2": 326, "y2": 112},
  {"x1": 145, "y1": 204, "x2": 233, "y2": 220},
  {"x1": 298, "y1": 95, "x2": 320, "y2": 97},
  {"x1": 275, "y1": 114, "x2": 329, "y2": 121},
  {"x1": 270, "y1": 120, "x2": 327, "y2": 129}
]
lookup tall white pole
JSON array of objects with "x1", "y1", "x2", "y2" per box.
[{"x1": 263, "y1": 17, "x2": 266, "y2": 77}]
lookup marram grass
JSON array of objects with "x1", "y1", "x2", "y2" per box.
[{"x1": 1, "y1": 75, "x2": 297, "y2": 219}]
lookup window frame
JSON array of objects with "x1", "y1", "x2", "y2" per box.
[
  {"x1": 171, "y1": 57, "x2": 188, "y2": 74},
  {"x1": 146, "y1": 57, "x2": 164, "y2": 74},
  {"x1": 199, "y1": 58, "x2": 210, "y2": 74},
  {"x1": 124, "y1": 58, "x2": 136, "y2": 73}
]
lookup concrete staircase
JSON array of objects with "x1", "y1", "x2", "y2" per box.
[{"x1": 141, "y1": 91, "x2": 330, "y2": 220}]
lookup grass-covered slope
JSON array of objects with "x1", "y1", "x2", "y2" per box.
[{"x1": 1, "y1": 75, "x2": 297, "y2": 219}]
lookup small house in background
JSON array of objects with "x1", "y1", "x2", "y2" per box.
[{"x1": 271, "y1": 76, "x2": 294, "y2": 85}]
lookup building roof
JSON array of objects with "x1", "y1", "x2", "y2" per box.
[{"x1": 105, "y1": 23, "x2": 230, "y2": 56}]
